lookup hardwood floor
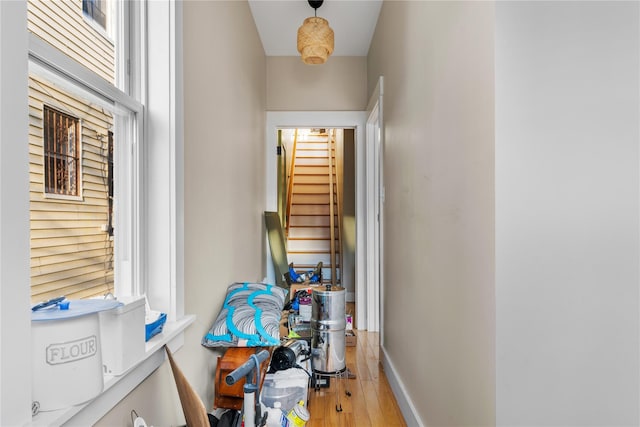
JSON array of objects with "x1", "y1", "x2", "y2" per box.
[{"x1": 305, "y1": 329, "x2": 407, "y2": 427}]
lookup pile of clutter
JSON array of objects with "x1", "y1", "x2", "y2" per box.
[{"x1": 287, "y1": 262, "x2": 322, "y2": 284}]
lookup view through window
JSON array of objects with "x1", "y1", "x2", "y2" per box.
[{"x1": 27, "y1": 0, "x2": 133, "y2": 302}]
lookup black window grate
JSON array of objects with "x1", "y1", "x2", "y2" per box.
[{"x1": 44, "y1": 106, "x2": 80, "y2": 196}]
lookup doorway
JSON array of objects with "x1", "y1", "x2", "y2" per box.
[
  {"x1": 275, "y1": 128, "x2": 355, "y2": 299},
  {"x1": 265, "y1": 111, "x2": 378, "y2": 331}
]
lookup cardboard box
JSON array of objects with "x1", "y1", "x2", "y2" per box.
[
  {"x1": 345, "y1": 330, "x2": 357, "y2": 347},
  {"x1": 289, "y1": 283, "x2": 319, "y2": 300}
]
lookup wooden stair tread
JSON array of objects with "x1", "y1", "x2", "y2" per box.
[
  {"x1": 288, "y1": 237, "x2": 331, "y2": 241},
  {"x1": 288, "y1": 249, "x2": 340, "y2": 254}
]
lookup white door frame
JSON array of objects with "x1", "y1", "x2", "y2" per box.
[
  {"x1": 366, "y1": 76, "x2": 384, "y2": 334},
  {"x1": 266, "y1": 111, "x2": 375, "y2": 329}
]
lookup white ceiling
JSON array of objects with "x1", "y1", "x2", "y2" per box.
[{"x1": 248, "y1": 0, "x2": 383, "y2": 57}]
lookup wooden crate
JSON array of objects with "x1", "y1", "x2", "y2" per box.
[{"x1": 213, "y1": 347, "x2": 272, "y2": 410}]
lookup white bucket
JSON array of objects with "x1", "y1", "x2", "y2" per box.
[{"x1": 31, "y1": 299, "x2": 122, "y2": 412}]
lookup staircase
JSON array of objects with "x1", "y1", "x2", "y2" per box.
[{"x1": 286, "y1": 129, "x2": 342, "y2": 287}]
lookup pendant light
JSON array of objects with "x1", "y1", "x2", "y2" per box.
[{"x1": 297, "y1": 0, "x2": 334, "y2": 65}]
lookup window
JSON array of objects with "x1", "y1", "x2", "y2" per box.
[
  {"x1": 1, "y1": 1, "x2": 184, "y2": 423},
  {"x1": 28, "y1": 0, "x2": 125, "y2": 301},
  {"x1": 83, "y1": 0, "x2": 107, "y2": 31},
  {"x1": 43, "y1": 106, "x2": 81, "y2": 197},
  {"x1": 25, "y1": 0, "x2": 184, "y2": 306}
]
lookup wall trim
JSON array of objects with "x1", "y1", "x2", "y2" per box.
[{"x1": 381, "y1": 344, "x2": 425, "y2": 427}]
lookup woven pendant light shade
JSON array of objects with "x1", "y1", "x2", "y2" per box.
[{"x1": 297, "y1": 16, "x2": 334, "y2": 65}]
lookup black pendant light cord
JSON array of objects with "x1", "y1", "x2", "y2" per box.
[{"x1": 308, "y1": 0, "x2": 323, "y2": 17}]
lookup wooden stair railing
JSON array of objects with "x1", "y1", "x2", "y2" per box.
[
  {"x1": 285, "y1": 129, "x2": 298, "y2": 235},
  {"x1": 328, "y1": 130, "x2": 337, "y2": 286},
  {"x1": 334, "y1": 129, "x2": 344, "y2": 288}
]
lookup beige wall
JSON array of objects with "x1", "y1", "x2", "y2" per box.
[
  {"x1": 368, "y1": 2, "x2": 495, "y2": 425},
  {"x1": 267, "y1": 56, "x2": 367, "y2": 111},
  {"x1": 496, "y1": 2, "x2": 639, "y2": 425},
  {"x1": 181, "y1": 0, "x2": 266, "y2": 414},
  {"x1": 96, "y1": 1, "x2": 266, "y2": 425}
]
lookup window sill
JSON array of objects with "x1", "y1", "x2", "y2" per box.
[
  {"x1": 29, "y1": 314, "x2": 195, "y2": 427},
  {"x1": 42, "y1": 192, "x2": 83, "y2": 202}
]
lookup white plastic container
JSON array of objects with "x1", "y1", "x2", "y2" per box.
[
  {"x1": 261, "y1": 381, "x2": 307, "y2": 413},
  {"x1": 31, "y1": 299, "x2": 122, "y2": 412},
  {"x1": 99, "y1": 295, "x2": 146, "y2": 375},
  {"x1": 261, "y1": 363, "x2": 310, "y2": 412}
]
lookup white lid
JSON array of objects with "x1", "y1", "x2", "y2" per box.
[
  {"x1": 111, "y1": 295, "x2": 146, "y2": 314},
  {"x1": 31, "y1": 299, "x2": 122, "y2": 321}
]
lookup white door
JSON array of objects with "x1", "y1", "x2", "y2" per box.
[{"x1": 365, "y1": 77, "x2": 384, "y2": 333}]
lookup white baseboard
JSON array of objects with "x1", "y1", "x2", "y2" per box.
[{"x1": 381, "y1": 345, "x2": 425, "y2": 427}]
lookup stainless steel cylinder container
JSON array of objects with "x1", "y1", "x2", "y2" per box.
[{"x1": 311, "y1": 285, "x2": 346, "y2": 373}]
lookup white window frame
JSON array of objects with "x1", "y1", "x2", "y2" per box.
[{"x1": 0, "y1": 1, "x2": 188, "y2": 425}]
